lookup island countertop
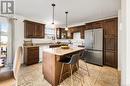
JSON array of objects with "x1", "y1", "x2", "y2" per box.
[{"x1": 43, "y1": 47, "x2": 85, "y2": 56}]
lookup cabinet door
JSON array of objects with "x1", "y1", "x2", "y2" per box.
[
  {"x1": 61, "y1": 28, "x2": 67, "y2": 39},
  {"x1": 25, "y1": 22, "x2": 35, "y2": 38},
  {"x1": 56, "y1": 28, "x2": 61, "y2": 39},
  {"x1": 35, "y1": 24, "x2": 45, "y2": 38},
  {"x1": 103, "y1": 19, "x2": 117, "y2": 36},
  {"x1": 104, "y1": 50, "x2": 117, "y2": 68},
  {"x1": 81, "y1": 29, "x2": 84, "y2": 39},
  {"x1": 104, "y1": 36, "x2": 118, "y2": 68},
  {"x1": 104, "y1": 35, "x2": 117, "y2": 51},
  {"x1": 91, "y1": 21, "x2": 102, "y2": 28},
  {"x1": 86, "y1": 23, "x2": 92, "y2": 29},
  {"x1": 27, "y1": 47, "x2": 39, "y2": 65}
]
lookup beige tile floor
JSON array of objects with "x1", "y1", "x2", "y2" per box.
[{"x1": 18, "y1": 60, "x2": 119, "y2": 86}]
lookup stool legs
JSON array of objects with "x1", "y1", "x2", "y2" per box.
[
  {"x1": 59, "y1": 63, "x2": 85, "y2": 86},
  {"x1": 85, "y1": 63, "x2": 90, "y2": 76},
  {"x1": 70, "y1": 65, "x2": 73, "y2": 86},
  {"x1": 59, "y1": 63, "x2": 64, "y2": 84},
  {"x1": 75, "y1": 63, "x2": 84, "y2": 86}
]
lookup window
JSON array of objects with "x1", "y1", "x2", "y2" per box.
[
  {"x1": 0, "y1": 17, "x2": 14, "y2": 66},
  {"x1": 0, "y1": 21, "x2": 8, "y2": 58},
  {"x1": 72, "y1": 32, "x2": 81, "y2": 46},
  {"x1": 73, "y1": 32, "x2": 80, "y2": 39},
  {"x1": 45, "y1": 28, "x2": 55, "y2": 39}
]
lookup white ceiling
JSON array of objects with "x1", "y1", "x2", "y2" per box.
[{"x1": 15, "y1": 0, "x2": 120, "y2": 26}]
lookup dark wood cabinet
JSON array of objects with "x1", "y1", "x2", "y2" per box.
[
  {"x1": 56, "y1": 28, "x2": 61, "y2": 39},
  {"x1": 103, "y1": 19, "x2": 118, "y2": 36},
  {"x1": 56, "y1": 28, "x2": 67, "y2": 39},
  {"x1": 103, "y1": 18, "x2": 118, "y2": 68},
  {"x1": 24, "y1": 46, "x2": 39, "y2": 65},
  {"x1": 25, "y1": 21, "x2": 35, "y2": 38},
  {"x1": 68, "y1": 25, "x2": 86, "y2": 39},
  {"x1": 104, "y1": 50, "x2": 117, "y2": 68},
  {"x1": 91, "y1": 21, "x2": 103, "y2": 29},
  {"x1": 86, "y1": 23, "x2": 92, "y2": 29},
  {"x1": 85, "y1": 18, "x2": 118, "y2": 68},
  {"x1": 104, "y1": 35, "x2": 117, "y2": 51},
  {"x1": 24, "y1": 20, "x2": 45, "y2": 38}
]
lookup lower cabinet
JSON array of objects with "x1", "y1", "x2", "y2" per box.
[
  {"x1": 104, "y1": 50, "x2": 117, "y2": 68},
  {"x1": 24, "y1": 46, "x2": 39, "y2": 65}
]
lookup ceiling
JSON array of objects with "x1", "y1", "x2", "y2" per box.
[{"x1": 15, "y1": 0, "x2": 120, "y2": 27}]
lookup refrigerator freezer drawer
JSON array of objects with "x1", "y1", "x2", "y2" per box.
[{"x1": 85, "y1": 50, "x2": 103, "y2": 66}]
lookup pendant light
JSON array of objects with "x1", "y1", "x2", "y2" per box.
[
  {"x1": 52, "y1": 3, "x2": 56, "y2": 26},
  {"x1": 65, "y1": 11, "x2": 68, "y2": 31}
]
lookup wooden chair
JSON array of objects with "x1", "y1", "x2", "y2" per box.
[{"x1": 0, "y1": 46, "x2": 23, "y2": 86}]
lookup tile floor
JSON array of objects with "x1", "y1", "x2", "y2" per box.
[{"x1": 18, "y1": 60, "x2": 119, "y2": 86}]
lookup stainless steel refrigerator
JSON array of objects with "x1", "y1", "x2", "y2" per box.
[{"x1": 84, "y1": 28, "x2": 103, "y2": 66}]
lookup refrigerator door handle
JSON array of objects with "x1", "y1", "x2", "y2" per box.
[
  {"x1": 92, "y1": 30, "x2": 94, "y2": 49},
  {"x1": 93, "y1": 30, "x2": 95, "y2": 49}
]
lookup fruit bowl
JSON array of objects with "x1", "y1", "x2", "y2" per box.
[{"x1": 60, "y1": 46, "x2": 70, "y2": 49}]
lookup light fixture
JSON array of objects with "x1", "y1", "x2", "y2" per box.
[
  {"x1": 65, "y1": 11, "x2": 68, "y2": 31},
  {"x1": 52, "y1": 3, "x2": 56, "y2": 25}
]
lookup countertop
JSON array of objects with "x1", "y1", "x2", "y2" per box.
[
  {"x1": 43, "y1": 47, "x2": 84, "y2": 56},
  {"x1": 23, "y1": 45, "x2": 39, "y2": 48}
]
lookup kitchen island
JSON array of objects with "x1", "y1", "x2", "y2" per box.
[{"x1": 42, "y1": 47, "x2": 84, "y2": 86}]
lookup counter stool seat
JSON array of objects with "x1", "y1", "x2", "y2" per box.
[{"x1": 59, "y1": 58, "x2": 71, "y2": 64}]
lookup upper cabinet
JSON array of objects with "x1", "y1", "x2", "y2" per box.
[
  {"x1": 68, "y1": 25, "x2": 86, "y2": 39},
  {"x1": 103, "y1": 18, "x2": 118, "y2": 36},
  {"x1": 85, "y1": 21, "x2": 103, "y2": 30},
  {"x1": 24, "y1": 20, "x2": 45, "y2": 38},
  {"x1": 56, "y1": 28, "x2": 67, "y2": 39}
]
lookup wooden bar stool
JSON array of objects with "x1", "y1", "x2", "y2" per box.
[{"x1": 59, "y1": 53, "x2": 83, "y2": 86}]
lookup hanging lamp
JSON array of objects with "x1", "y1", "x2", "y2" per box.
[
  {"x1": 52, "y1": 3, "x2": 56, "y2": 25},
  {"x1": 65, "y1": 11, "x2": 68, "y2": 31}
]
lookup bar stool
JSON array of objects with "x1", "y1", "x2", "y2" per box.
[{"x1": 59, "y1": 53, "x2": 82, "y2": 86}]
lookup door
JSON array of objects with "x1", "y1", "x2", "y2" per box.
[
  {"x1": 93, "y1": 29, "x2": 103, "y2": 50},
  {"x1": 85, "y1": 50, "x2": 103, "y2": 65},
  {"x1": 35, "y1": 24, "x2": 44, "y2": 38},
  {"x1": 85, "y1": 30, "x2": 93, "y2": 49},
  {"x1": 25, "y1": 22, "x2": 35, "y2": 38}
]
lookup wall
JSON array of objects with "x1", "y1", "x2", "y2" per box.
[
  {"x1": 126, "y1": 0, "x2": 130, "y2": 85},
  {"x1": 120, "y1": 0, "x2": 130, "y2": 85},
  {"x1": 120, "y1": 0, "x2": 126, "y2": 85}
]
